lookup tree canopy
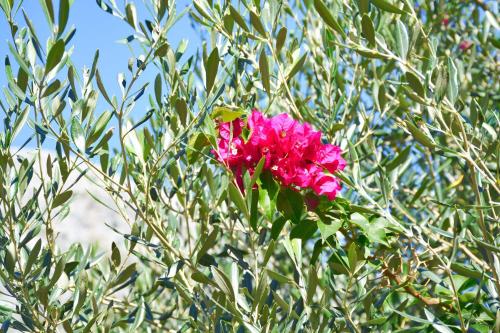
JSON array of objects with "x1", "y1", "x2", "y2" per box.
[{"x1": 0, "y1": 0, "x2": 499, "y2": 332}]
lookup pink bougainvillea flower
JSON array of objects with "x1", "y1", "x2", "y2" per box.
[
  {"x1": 315, "y1": 144, "x2": 346, "y2": 174},
  {"x1": 216, "y1": 137, "x2": 245, "y2": 167},
  {"x1": 214, "y1": 110, "x2": 346, "y2": 201},
  {"x1": 293, "y1": 163, "x2": 322, "y2": 188},
  {"x1": 218, "y1": 118, "x2": 244, "y2": 140},
  {"x1": 311, "y1": 173, "x2": 341, "y2": 201}
]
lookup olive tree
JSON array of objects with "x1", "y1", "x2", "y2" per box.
[{"x1": 0, "y1": 0, "x2": 498, "y2": 332}]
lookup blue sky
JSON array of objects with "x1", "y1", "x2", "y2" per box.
[{"x1": 1, "y1": 0, "x2": 202, "y2": 149}]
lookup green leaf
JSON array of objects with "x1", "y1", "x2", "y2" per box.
[
  {"x1": 211, "y1": 106, "x2": 244, "y2": 122},
  {"x1": 328, "y1": 250, "x2": 349, "y2": 275},
  {"x1": 447, "y1": 58, "x2": 458, "y2": 104},
  {"x1": 348, "y1": 140, "x2": 360, "y2": 183},
  {"x1": 222, "y1": 14, "x2": 234, "y2": 33},
  {"x1": 353, "y1": 47, "x2": 388, "y2": 59},
  {"x1": 249, "y1": 157, "x2": 265, "y2": 190},
  {"x1": 154, "y1": 73, "x2": 162, "y2": 105},
  {"x1": 3, "y1": 57, "x2": 20, "y2": 90},
  {"x1": 71, "y1": 117, "x2": 86, "y2": 152},
  {"x1": 276, "y1": 27, "x2": 287, "y2": 53},
  {"x1": 351, "y1": 213, "x2": 388, "y2": 245},
  {"x1": 473, "y1": 236, "x2": 500, "y2": 254},
  {"x1": 490, "y1": 37, "x2": 500, "y2": 50},
  {"x1": 8, "y1": 42, "x2": 31, "y2": 75},
  {"x1": 112, "y1": 263, "x2": 137, "y2": 288},
  {"x1": 24, "y1": 239, "x2": 42, "y2": 275},
  {"x1": 58, "y1": 0, "x2": 69, "y2": 34},
  {"x1": 350, "y1": 213, "x2": 369, "y2": 230},
  {"x1": 3, "y1": 250, "x2": 14, "y2": 276},
  {"x1": 371, "y1": 0, "x2": 405, "y2": 14},
  {"x1": 249, "y1": 188, "x2": 259, "y2": 231},
  {"x1": 313, "y1": 0, "x2": 346, "y2": 38},
  {"x1": 187, "y1": 132, "x2": 209, "y2": 163},
  {"x1": 17, "y1": 65, "x2": 29, "y2": 93},
  {"x1": 45, "y1": 39, "x2": 65, "y2": 74},
  {"x1": 111, "y1": 242, "x2": 121, "y2": 267},
  {"x1": 361, "y1": 14, "x2": 375, "y2": 45},
  {"x1": 395, "y1": 20, "x2": 409, "y2": 59},
  {"x1": 229, "y1": 5, "x2": 249, "y2": 32},
  {"x1": 359, "y1": 0, "x2": 369, "y2": 14},
  {"x1": 131, "y1": 300, "x2": 146, "y2": 330},
  {"x1": 125, "y1": 3, "x2": 137, "y2": 29},
  {"x1": 205, "y1": 47, "x2": 219, "y2": 94},
  {"x1": 367, "y1": 217, "x2": 389, "y2": 245},
  {"x1": 37, "y1": 286, "x2": 49, "y2": 308},
  {"x1": 378, "y1": 84, "x2": 387, "y2": 110},
  {"x1": 286, "y1": 52, "x2": 308, "y2": 80},
  {"x1": 95, "y1": 68, "x2": 112, "y2": 105},
  {"x1": 403, "y1": 120, "x2": 435, "y2": 148},
  {"x1": 259, "y1": 49, "x2": 270, "y2": 96},
  {"x1": 127, "y1": 109, "x2": 154, "y2": 135},
  {"x1": 267, "y1": 269, "x2": 291, "y2": 284},
  {"x1": 42, "y1": 79, "x2": 61, "y2": 97},
  {"x1": 228, "y1": 182, "x2": 249, "y2": 219},
  {"x1": 191, "y1": 271, "x2": 215, "y2": 285},
  {"x1": 424, "y1": 309, "x2": 454, "y2": 333},
  {"x1": 211, "y1": 266, "x2": 235, "y2": 300},
  {"x1": 347, "y1": 242, "x2": 358, "y2": 272},
  {"x1": 87, "y1": 111, "x2": 113, "y2": 146},
  {"x1": 271, "y1": 216, "x2": 287, "y2": 240},
  {"x1": 263, "y1": 240, "x2": 275, "y2": 267},
  {"x1": 48, "y1": 257, "x2": 66, "y2": 288},
  {"x1": 405, "y1": 72, "x2": 425, "y2": 98},
  {"x1": 41, "y1": 0, "x2": 55, "y2": 25},
  {"x1": 434, "y1": 64, "x2": 448, "y2": 102},
  {"x1": 68, "y1": 65, "x2": 76, "y2": 93},
  {"x1": 272, "y1": 291, "x2": 291, "y2": 314},
  {"x1": 196, "y1": 227, "x2": 219, "y2": 263},
  {"x1": 250, "y1": 10, "x2": 266, "y2": 36},
  {"x1": 317, "y1": 219, "x2": 342, "y2": 240},
  {"x1": 154, "y1": 43, "x2": 169, "y2": 58},
  {"x1": 385, "y1": 145, "x2": 411, "y2": 171},
  {"x1": 306, "y1": 266, "x2": 319, "y2": 303},
  {"x1": 193, "y1": 0, "x2": 214, "y2": 22},
  {"x1": 90, "y1": 49, "x2": 99, "y2": 80},
  {"x1": 260, "y1": 171, "x2": 279, "y2": 221},
  {"x1": 450, "y1": 263, "x2": 483, "y2": 280},
  {"x1": 5, "y1": 56, "x2": 20, "y2": 92},
  {"x1": 52, "y1": 190, "x2": 73, "y2": 209},
  {"x1": 290, "y1": 219, "x2": 317, "y2": 241},
  {"x1": 175, "y1": 98, "x2": 188, "y2": 125},
  {"x1": 277, "y1": 187, "x2": 304, "y2": 223},
  {"x1": 362, "y1": 317, "x2": 389, "y2": 326},
  {"x1": 93, "y1": 128, "x2": 113, "y2": 154}
]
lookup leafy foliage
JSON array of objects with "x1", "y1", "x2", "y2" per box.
[{"x1": 0, "y1": 0, "x2": 499, "y2": 332}]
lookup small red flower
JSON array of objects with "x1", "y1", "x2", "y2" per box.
[{"x1": 459, "y1": 40, "x2": 472, "y2": 51}]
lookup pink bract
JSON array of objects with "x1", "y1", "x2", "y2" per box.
[{"x1": 214, "y1": 110, "x2": 346, "y2": 201}]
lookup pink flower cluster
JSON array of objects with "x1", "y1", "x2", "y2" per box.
[{"x1": 214, "y1": 110, "x2": 346, "y2": 200}]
